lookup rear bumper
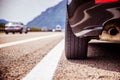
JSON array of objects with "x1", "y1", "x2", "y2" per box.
[{"x1": 5, "y1": 29, "x2": 21, "y2": 32}]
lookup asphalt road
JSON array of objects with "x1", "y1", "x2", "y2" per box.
[
  {"x1": 0, "y1": 32, "x2": 64, "y2": 44},
  {"x1": 0, "y1": 32, "x2": 120, "y2": 80},
  {"x1": 0, "y1": 32, "x2": 64, "y2": 80}
]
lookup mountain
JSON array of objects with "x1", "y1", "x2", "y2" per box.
[
  {"x1": 0, "y1": 19, "x2": 8, "y2": 24},
  {"x1": 27, "y1": 0, "x2": 66, "y2": 29}
]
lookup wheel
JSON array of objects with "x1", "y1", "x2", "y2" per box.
[
  {"x1": 20, "y1": 28, "x2": 23, "y2": 34},
  {"x1": 65, "y1": 22, "x2": 89, "y2": 59},
  {"x1": 12, "y1": 32, "x2": 15, "y2": 34},
  {"x1": 25, "y1": 32, "x2": 28, "y2": 34},
  {"x1": 20, "y1": 31, "x2": 22, "y2": 34},
  {"x1": 25, "y1": 30, "x2": 28, "y2": 34},
  {"x1": 5, "y1": 32, "x2": 8, "y2": 34}
]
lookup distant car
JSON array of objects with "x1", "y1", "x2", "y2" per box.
[
  {"x1": 5, "y1": 22, "x2": 29, "y2": 34},
  {"x1": 65, "y1": 0, "x2": 120, "y2": 59}
]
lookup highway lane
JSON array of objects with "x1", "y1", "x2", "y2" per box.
[
  {"x1": 0, "y1": 32, "x2": 63, "y2": 44},
  {"x1": 0, "y1": 32, "x2": 64, "y2": 80},
  {"x1": 1, "y1": 32, "x2": 120, "y2": 80}
]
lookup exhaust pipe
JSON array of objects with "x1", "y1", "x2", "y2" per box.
[
  {"x1": 108, "y1": 28, "x2": 119, "y2": 35},
  {"x1": 99, "y1": 27, "x2": 120, "y2": 41},
  {"x1": 99, "y1": 18, "x2": 120, "y2": 41}
]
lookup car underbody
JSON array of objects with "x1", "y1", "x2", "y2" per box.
[{"x1": 65, "y1": 0, "x2": 120, "y2": 59}]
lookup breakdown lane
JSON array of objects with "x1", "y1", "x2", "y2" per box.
[{"x1": 53, "y1": 43, "x2": 120, "y2": 80}]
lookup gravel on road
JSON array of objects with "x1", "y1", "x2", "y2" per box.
[{"x1": 53, "y1": 43, "x2": 120, "y2": 80}]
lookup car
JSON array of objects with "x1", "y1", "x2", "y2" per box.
[
  {"x1": 5, "y1": 22, "x2": 29, "y2": 34},
  {"x1": 65, "y1": 0, "x2": 120, "y2": 59}
]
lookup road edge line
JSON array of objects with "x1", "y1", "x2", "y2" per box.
[{"x1": 22, "y1": 39, "x2": 64, "y2": 80}]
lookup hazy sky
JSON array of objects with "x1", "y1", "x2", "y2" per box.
[{"x1": 0, "y1": 0, "x2": 63, "y2": 24}]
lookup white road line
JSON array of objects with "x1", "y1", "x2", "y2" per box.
[
  {"x1": 22, "y1": 39, "x2": 64, "y2": 80},
  {"x1": 0, "y1": 34, "x2": 63, "y2": 48}
]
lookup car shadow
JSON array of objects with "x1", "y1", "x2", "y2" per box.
[{"x1": 70, "y1": 43, "x2": 120, "y2": 72}]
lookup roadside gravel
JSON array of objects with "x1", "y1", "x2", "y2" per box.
[
  {"x1": 53, "y1": 44, "x2": 120, "y2": 80},
  {"x1": 0, "y1": 34, "x2": 63, "y2": 80}
]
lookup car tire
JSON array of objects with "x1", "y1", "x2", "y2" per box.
[
  {"x1": 65, "y1": 22, "x2": 89, "y2": 59},
  {"x1": 5, "y1": 32, "x2": 8, "y2": 34},
  {"x1": 20, "y1": 31, "x2": 22, "y2": 34},
  {"x1": 12, "y1": 32, "x2": 15, "y2": 34},
  {"x1": 25, "y1": 31, "x2": 28, "y2": 34}
]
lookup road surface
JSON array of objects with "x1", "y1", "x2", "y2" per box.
[
  {"x1": 0, "y1": 32, "x2": 64, "y2": 80},
  {"x1": 0, "y1": 32, "x2": 120, "y2": 80}
]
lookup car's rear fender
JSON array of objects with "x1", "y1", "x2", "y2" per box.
[{"x1": 67, "y1": 0, "x2": 120, "y2": 38}]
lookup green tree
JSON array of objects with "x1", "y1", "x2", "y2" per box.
[
  {"x1": 30, "y1": 27, "x2": 41, "y2": 32},
  {"x1": 0, "y1": 23, "x2": 5, "y2": 32}
]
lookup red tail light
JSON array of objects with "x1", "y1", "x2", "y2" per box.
[
  {"x1": 5, "y1": 26, "x2": 8, "y2": 29},
  {"x1": 16, "y1": 26, "x2": 20, "y2": 28},
  {"x1": 95, "y1": 0, "x2": 118, "y2": 4}
]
